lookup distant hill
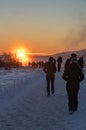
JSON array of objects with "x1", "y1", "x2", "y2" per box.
[
  {"x1": 32, "y1": 49, "x2": 86, "y2": 62},
  {"x1": 53, "y1": 49, "x2": 86, "y2": 60}
]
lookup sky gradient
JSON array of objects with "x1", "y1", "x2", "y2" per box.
[{"x1": 0, "y1": 0, "x2": 86, "y2": 54}]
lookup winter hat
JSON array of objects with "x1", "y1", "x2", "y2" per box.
[
  {"x1": 71, "y1": 53, "x2": 77, "y2": 58},
  {"x1": 49, "y1": 57, "x2": 53, "y2": 62}
]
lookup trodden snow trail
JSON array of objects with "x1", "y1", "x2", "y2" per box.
[{"x1": 0, "y1": 68, "x2": 86, "y2": 130}]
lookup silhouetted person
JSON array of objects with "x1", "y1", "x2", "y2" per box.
[
  {"x1": 57, "y1": 56, "x2": 62, "y2": 72},
  {"x1": 43, "y1": 57, "x2": 56, "y2": 96},
  {"x1": 53, "y1": 58, "x2": 56, "y2": 66},
  {"x1": 62, "y1": 56, "x2": 84, "y2": 114},
  {"x1": 78, "y1": 56, "x2": 84, "y2": 69},
  {"x1": 64, "y1": 53, "x2": 77, "y2": 70}
]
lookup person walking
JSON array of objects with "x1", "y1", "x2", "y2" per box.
[
  {"x1": 62, "y1": 55, "x2": 84, "y2": 114},
  {"x1": 57, "y1": 56, "x2": 62, "y2": 72},
  {"x1": 78, "y1": 56, "x2": 84, "y2": 69},
  {"x1": 43, "y1": 57, "x2": 56, "y2": 96}
]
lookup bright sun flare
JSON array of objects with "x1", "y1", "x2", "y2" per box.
[
  {"x1": 16, "y1": 49, "x2": 26, "y2": 59},
  {"x1": 13, "y1": 48, "x2": 31, "y2": 66}
]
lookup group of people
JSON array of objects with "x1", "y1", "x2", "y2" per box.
[{"x1": 43, "y1": 53, "x2": 84, "y2": 114}]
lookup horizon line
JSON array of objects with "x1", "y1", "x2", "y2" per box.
[{"x1": 0, "y1": 48, "x2": 86, "y2": 56}]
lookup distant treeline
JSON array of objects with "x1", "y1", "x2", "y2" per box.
[
  {"x1": 0, "y1": 53, "x2": 45, "y2": 69},
  {"x1": 0, "y1": 53, "x2": 85, "y2": 70}
]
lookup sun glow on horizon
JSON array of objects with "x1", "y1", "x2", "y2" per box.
[{"x1": 12, "y1": 47, "x2": 32, "y2": 66}]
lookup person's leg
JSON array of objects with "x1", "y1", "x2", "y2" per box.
[
  {"x1": 58, "y1": 63, "x2": 60, "y2": 72},
  {"x1": 66, "y1": 87, "x2": 73, "y2": 112},
  {"x1": 58, "y1": 63, "x2": 61, "y2": 72},
  {"x1": 73, "y1": 87, "x2": 79, "y2": 112},
  {"x1": 51, "y1": 77, "x2": 55, "y2": 94},
  {"x1": 46, "y1": 78, "x2": 50, "y2": 96},
  {"x1": 68, "y1": 95, "x2": 73, "y2": 111},
  {"x1": 73, "y1": 95, "x2": 78, "y2": 112}
]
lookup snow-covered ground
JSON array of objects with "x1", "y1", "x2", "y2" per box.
[{"x1": 0, "y1": 67, "x2": 86, "y2": 130}]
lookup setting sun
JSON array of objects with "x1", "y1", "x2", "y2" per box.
[
  {"x1": 16, "y1": 49, "x2": 26, "y2": 59},
  {"x1": 12, "y1": 47, "x2": 32, "y2": 66}
]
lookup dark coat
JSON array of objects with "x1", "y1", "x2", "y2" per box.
[
  {"x1": 43, "y1": 61, "x2": 56, "y2": 79},
  {"x1": 57, "y1": 56, "x2": 62, "y2": 64},
  {"x1": 78, "y1": 57, "x2": 84, "y2": 69},
  {"x1": 64, "y1": 58, "x2": 71, "y2": 70},
  {"x1": 62, "y1": 62, "x2": 84, "y2": 89}
]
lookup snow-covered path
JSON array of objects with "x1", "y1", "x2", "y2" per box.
[{"x1": 0, "y1": 68, "x2": 86, "y2": 130}]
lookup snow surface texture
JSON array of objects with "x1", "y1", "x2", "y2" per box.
[{"x1": 0, "y1": 67, "x2": 86, "y2": 130}]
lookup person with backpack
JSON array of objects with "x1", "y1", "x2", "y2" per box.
[
  {"x1": 64, "y1": 53, "x2": 77, "y2": 70},
  {"x1": 62, "y1": 55, "x2": 84, "y2": 114},
  {"x1": 43, "y1": 57, "x2": 56, "y2": 96}
]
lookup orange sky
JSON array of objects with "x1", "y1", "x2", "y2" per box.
[{"x1": 0, "y1": 0, "x2": 86, "y2": 55}]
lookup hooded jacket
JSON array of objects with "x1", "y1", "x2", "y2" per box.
[{"x1": 62, "y1": 62, "x2": 84, "y2": 87}]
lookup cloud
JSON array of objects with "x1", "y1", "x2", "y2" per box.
[{"x1": 64, "y1": 25, "x2": 86, "y2": 51}]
